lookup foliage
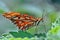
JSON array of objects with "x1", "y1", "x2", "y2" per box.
[
  {"x1": 46, "y1": 17, "x2": 60, "y2": 40},
  {"x1": 0, "y1": 9, "x2": 4, "y2": 14}
]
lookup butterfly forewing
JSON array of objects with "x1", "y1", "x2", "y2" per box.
[{"x1": 2, "y1": 12, "x2": 42, "y2": 31}]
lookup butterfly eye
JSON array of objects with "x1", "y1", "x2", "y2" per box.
[{"x1": 36, "y1": 18, "x2": 43, "y2": 25}]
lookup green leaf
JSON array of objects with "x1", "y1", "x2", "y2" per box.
[
  {"x1": 9, "y1": 30, "x2": 34, "y2": 38},
  {"x1": 49, "y1": 26, "x2": 60, "y2": 34},
  {"x1": 48, "y1": 12, "x2": 57, "y2": 23}
]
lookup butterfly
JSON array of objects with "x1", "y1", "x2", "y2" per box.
[{"x1": 2, "y1": 12, "x2": 43, "y2": 31}]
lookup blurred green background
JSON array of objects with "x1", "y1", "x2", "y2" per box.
[{"x1": 0, "y1": 0, "x2": 60, "y2": 40}]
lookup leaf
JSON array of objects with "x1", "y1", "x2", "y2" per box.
[
  {"x1": 9, "y1": 30, "x2": 34, "y2": 38},
  {"x1": 48, "y1": 12, "x2": 57, "y2": 23},
  {"x1": 49, "y1": 26, "x2": 60, "y2": 34}
]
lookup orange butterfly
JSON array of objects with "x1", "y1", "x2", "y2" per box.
[{"x1": 2, "y1": 12, "x2": 42, "y2": 31}]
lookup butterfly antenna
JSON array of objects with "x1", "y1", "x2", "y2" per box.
[{"x1": 42, "y1": 9, "x2": 48, "y2": 33}]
